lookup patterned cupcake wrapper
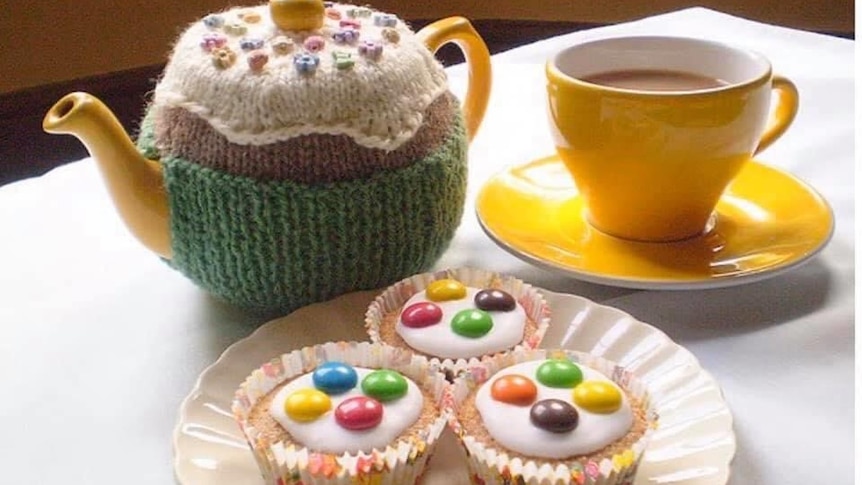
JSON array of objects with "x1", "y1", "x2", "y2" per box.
[
  {"x1": 231, "y1": 341, "x2": 450, "y2": 485},
  {"x1": 365, "y1": 267, "x2": 551, "y2": 375},
  {"x1": 445, "y1": 348, "x2": 657, "y2": 485}
]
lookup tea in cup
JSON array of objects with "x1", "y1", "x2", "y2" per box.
[{"x1": 546, "y1": 36, "x2": 798, "y2": 242}]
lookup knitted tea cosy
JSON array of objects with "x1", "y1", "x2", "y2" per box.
[
  {"x1": 152, "y1": 2, "x2": 448, "y2": 149},
  {"x1": 136, "y1": 2, "x2": 469, "y2": 312}
]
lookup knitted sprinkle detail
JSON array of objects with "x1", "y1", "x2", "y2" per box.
[
  {"x1": 153, "y1": 4, "x2": 448, "y2": 150},
  {"x1": 136, "y1": 113, "x2": 468, "y2": 313}
]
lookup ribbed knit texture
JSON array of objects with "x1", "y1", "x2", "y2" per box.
[
  {"x1": 136, "y1": 111, "x2": 468, "y2": 313},
  {"x1": 151, "y1": 93, "x2": 457, "y2": 183}
]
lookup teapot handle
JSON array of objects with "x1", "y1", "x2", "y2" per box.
[{"x1": 417, "y1": 17, "x2": 492, "y2": 142}]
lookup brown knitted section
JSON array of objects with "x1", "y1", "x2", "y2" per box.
[{"x1": 152, "y1": 92, "x2": 458, "y2": 184}]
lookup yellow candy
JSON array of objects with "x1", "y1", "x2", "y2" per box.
[
  {"x1": 284, "y1": 388, "x2": 332, "y2": 422},
  {"x1": 426, "y1": 279, "x2": 467, "y2": 302},
  {"x1": 572, "y1": 380, "x2": 623, "y2": 414}
]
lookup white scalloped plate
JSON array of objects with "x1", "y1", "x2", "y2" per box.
[{"x1": 173, "y1": 289, "x2": 735, "y2": 484}]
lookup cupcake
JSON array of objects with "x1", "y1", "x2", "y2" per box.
[
  {"x1": 446, "y1": 349, "x2": 655, "y2": 485},
  {"x1": 231, "y1": 342, "x2": 449, "y2": 485},
  {"x1": 365, "y1": 268, "x2": 550, "y2": 373}
]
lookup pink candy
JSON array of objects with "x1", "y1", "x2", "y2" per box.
[
  {"x1": 247, "y1": 50, "x2": 269, "y2": 72},
  {"x1": 358, "y1": 40, "x2": 383, "y2": 61},
  {"x1": 339, "y1": 18, "x2": 361, "y2": 30},
  {"x1": 200, "y1": 33, "x2": 227, "y2": 52},
  {"x1": 303, "y1": 35, "x2": 326, "y2": 53}
]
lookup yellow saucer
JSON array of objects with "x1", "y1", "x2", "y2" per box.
[{"x1": 476, "y1": 155, "x2": 834, "y2": 290}]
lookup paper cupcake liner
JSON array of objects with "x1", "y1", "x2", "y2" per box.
[
  {"x1": 444, "y1": 348, "x2": 657, "y2": 485},
  {"x1": 231, "y1": 341, "x2": 450, "y2": 485},
  {"x1": 365, "y1": 267, "x2": 551, "y2": 375}
]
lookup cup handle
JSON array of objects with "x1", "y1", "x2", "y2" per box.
[
  {"x1": 416, "y1": 17, "x2": 492, "y2": 142},
  {"x1": 754, "y1": 74, "x2": 799, "y2": 155}
]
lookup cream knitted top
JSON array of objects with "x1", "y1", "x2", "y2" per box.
[{"x1": 152, "y1": 3, "x2": 449, "y2": 150}]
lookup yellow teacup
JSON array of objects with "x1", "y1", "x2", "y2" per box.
[{"x1": 546, "y1": 36, "x2": 799, "y2": 242}]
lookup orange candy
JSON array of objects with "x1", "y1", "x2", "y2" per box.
[{"x1": 490, "y1": 374, "x2": 537, "y2": 406}]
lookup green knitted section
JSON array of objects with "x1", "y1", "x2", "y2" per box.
[{"x1": 136, "y1": 113, "x2": 467, "y2": 313}]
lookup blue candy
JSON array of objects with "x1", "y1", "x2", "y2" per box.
[
  {"x1": 294, "y1": 53, "x2": 320, "y2": 74},
  {"x1": 239, "y1": 37, "x2": 264, "y2": 51},
  {"x1": 373, "y1": 14, "x2": 397, "y2": 27},
  {"x1": 313, "y1": 361, "x2": 358, "y2": 395},
  {"x1": 203, "y1": 14, "x2": 224, "y2": 28},
  {"x1": 332, "y1": 28, "x2": 360, "y2": 45}
]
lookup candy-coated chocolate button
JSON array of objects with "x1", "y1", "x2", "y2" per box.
[
  {"x1": 401, "y1": 302, "x2": 443, "y2": 328},
  {"x1": 573, "y1": 380, "x2": 623, "y2": 414},
  {"x1": 335, "y1": 396, "x2": 383, "y2": 430},
  {"x1": 426, "y1": 279, "x2": 467, "y2": 302},
  {"x1": 451, "y1": 309, "x2": 493, "y2": 338},
  {"x1": 284, "y1": 388, "x2": 332, "y2": 422},
  {"x1": 530, "y1": 398, "x2": 579, "y2": 433},
  {"x1": 361, "y1": 369, "x2": 408, "y2": 402},
  {"x1": 474, "y1": 289, "x2": 516, "y2": 312},
  {"x1": 536, "y1": 359, "x2": 583, "y2": 388},
  {"x1": 312, "y1": 361, "x2": 358, "y2": 395},
  {"x1": 490, "y1": 374, "x2": 537, "y2": 406}
]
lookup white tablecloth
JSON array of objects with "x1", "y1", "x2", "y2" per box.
[{"x1": 0, "y1": 8, "x2": 853, "y2": 485}]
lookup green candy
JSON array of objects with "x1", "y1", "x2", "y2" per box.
[
  {"x1": 536, "y1": 359, "x2": 583, "y2": 388},
  {"x1": 361, "y1": 369, "x2": 408, "y2": 402},
  {"x1": 451, "y1": 309, "x2": 493, "y2": 338},
  {"x1": 332, "y1": 51, "x2": 355, "y2": 70}
]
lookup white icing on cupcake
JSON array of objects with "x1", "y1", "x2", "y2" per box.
[
  {"x1": 269, "y1": 366, "x2": 423, "y2": 453},
  {"x1": 396, "y1": 286, "x2": 527, "y2": 359},
  {"x1": 474, "y1": 360, "x2": 633, "y2": 459}
]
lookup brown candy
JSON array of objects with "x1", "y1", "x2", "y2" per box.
[
  {"x1": 474, "y1": 289, "x2": 516, "y2": 312},
  {"x1": 529, "y1": 398, "x2": 579, "y2": 433}
]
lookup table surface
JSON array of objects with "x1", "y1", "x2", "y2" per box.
[{"x1": 0, "y1": 8, "x2": 853, "y2": 485}]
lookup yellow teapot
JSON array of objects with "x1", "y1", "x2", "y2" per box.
[{"x1": 44, "y1": 0, "x2": 491, "y2": 313}]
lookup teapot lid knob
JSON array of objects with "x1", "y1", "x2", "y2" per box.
[{"x1": 270, "y1": 0, "x2": 325, "y2": 31}]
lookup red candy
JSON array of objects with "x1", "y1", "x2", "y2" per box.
[
  {"x1": 334, "y1": 396, "x2": 383, "y2": 430},
  {"x1": 401, "y1": 302, "x2": 443, "y2": 328},
  {"x1": 491, "y1": 374, "x2": 538, "y2": 406}
]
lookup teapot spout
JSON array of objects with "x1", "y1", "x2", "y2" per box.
[{"x1": 43, "y1": 92, "x2": 172, "y2": 258}]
